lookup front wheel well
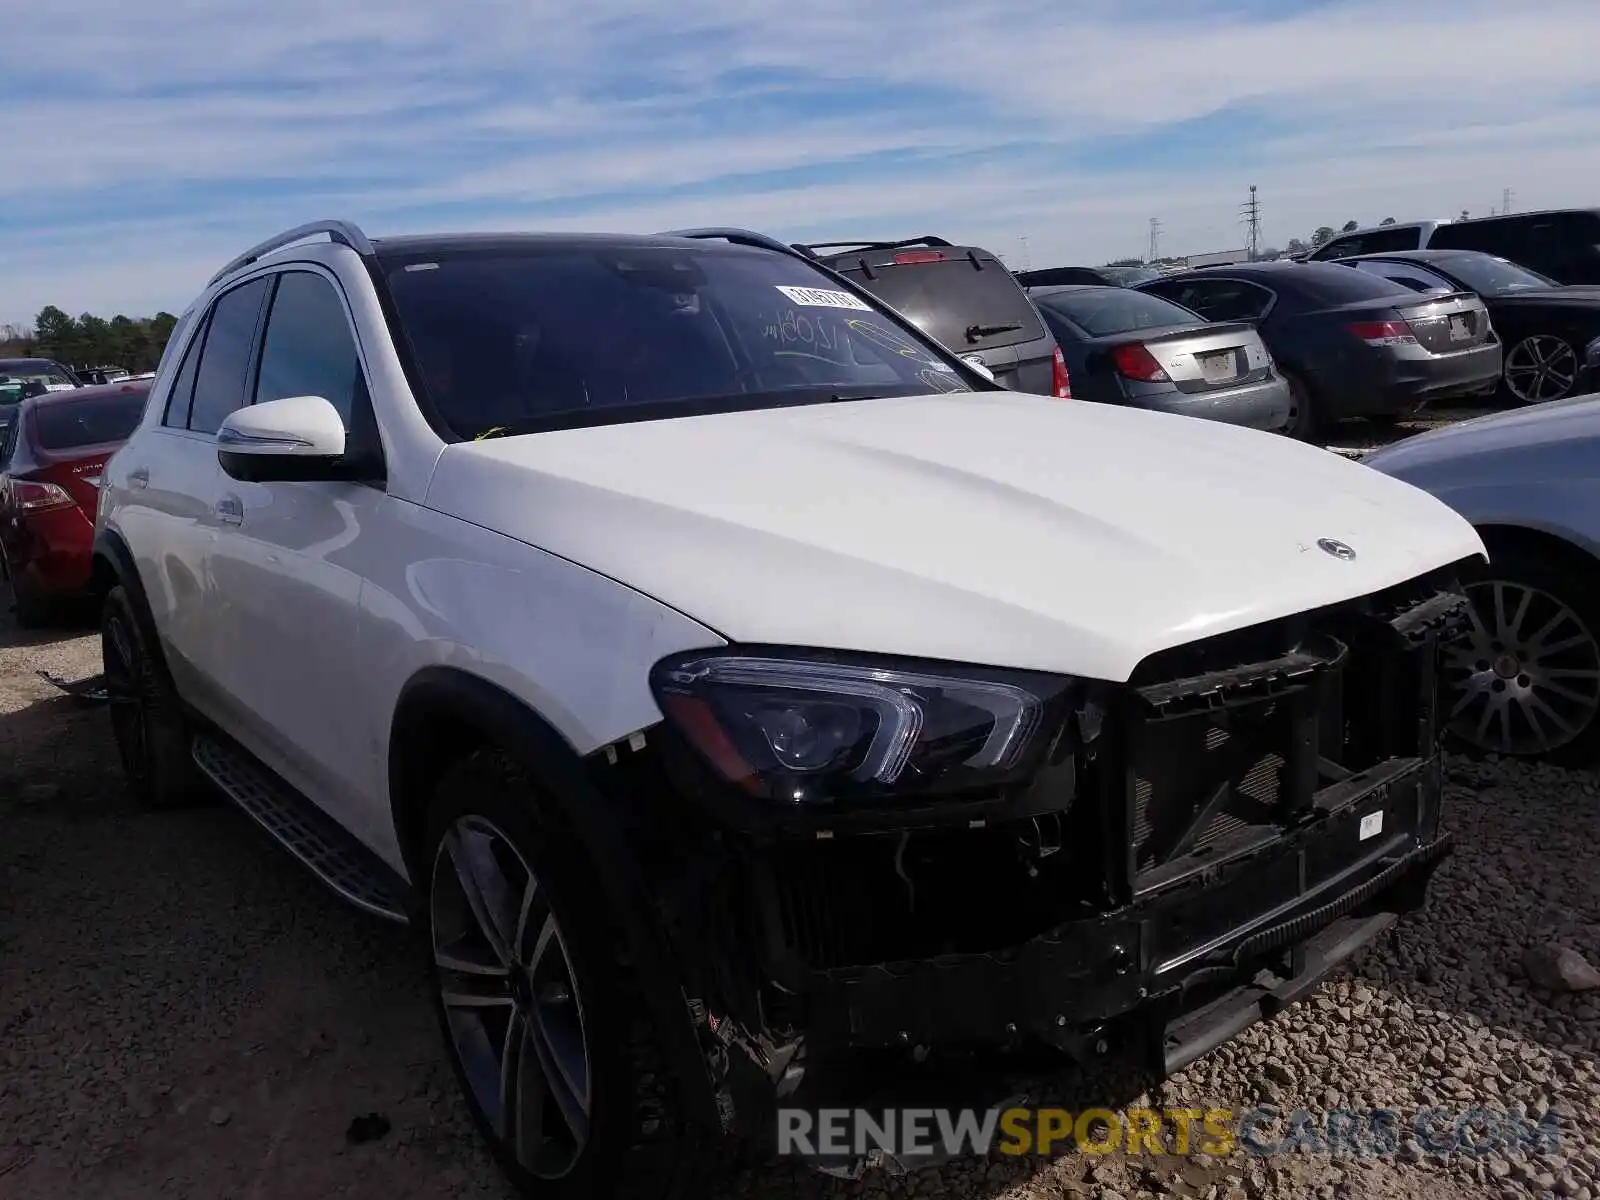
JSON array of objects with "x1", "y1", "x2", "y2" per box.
[{"x1": 1473, "y1": 523, "x2": 1600, "y2": 580}]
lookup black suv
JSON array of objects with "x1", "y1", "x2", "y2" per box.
[
  {"x1": 798, "y1": 237, "x2": 1071, "y2": 397},
  {"x1": 1426, "y1": 209, "x2": 1600, "y2": 285}
]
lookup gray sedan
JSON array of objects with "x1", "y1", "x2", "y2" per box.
[
  {"x1": 1364, "y1": 395, "x2": 1600, "y2": 764},
  {"x1": 1027, "y1": 285, "x2": 1292, "y2": 430}
]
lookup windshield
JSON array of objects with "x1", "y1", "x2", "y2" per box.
[
  {"x1": 31, "y1": 388, "x2": 148, "y2": 451},
  {"x1": 382, "y1": 243, "x2": 974, "y2": 439},
  {"x1": 1036, "y1": 288, "x2": 1202, "y2": 335},
  {"x1": 0, "y1": 363, "x2": 78, "y2": 403},
  {"x1": 1441, "y1": 254, "x2": 1556, "y2": 295}
]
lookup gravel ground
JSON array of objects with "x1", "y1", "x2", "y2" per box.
[{"x1": 2, "y1": 413, "x2": 1595, "y2": 1200}]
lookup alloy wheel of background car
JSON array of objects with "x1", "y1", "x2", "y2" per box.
[
  {"x1": 1503, "y1": 335, "x2": 1578, "y2": 405},
  {"x1": 430, "y1": 813, "x2": 592, "y2": 1183},
  {"x1": 1445, "y1": 573, "x2": 1600, "y2": 760}
]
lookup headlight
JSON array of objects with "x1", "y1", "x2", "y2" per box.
[{"x1": 650, "y1": 650, "x2": 1080, "y2": 804}]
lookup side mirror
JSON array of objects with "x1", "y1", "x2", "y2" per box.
[
  {"x1": 960, "y1": 355, "x2": 996, "y2": 383},
  {"x1": 217, "y1": 395, "x2": 347, "y2": 483}
]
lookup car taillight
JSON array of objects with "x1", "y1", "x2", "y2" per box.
[
  {"x1": 1051, "y1": 346, "x2": 1073, "y2": 398},
  {"x1": 14, "y1": 479, "x2": 75, "y2": 512},
  {"x1": 1110, "y1": 342, "x2": 1171, "y2": 383},
  {"x1": 893, "y1": 250, "x2": 947, "y2": 264},
  {"x1": 1348, "y1": 320, "x2": 1417, "y2": 347}
]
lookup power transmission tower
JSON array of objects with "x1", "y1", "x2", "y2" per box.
[
  {"x1": 1502, "y1": 187, "x2": 1513, "y2": 215},
  {"x1": 1148, "y1": 217, "x2": 1162, "y2": 263},
  {"x1": 1241, "y1": 185, "x2": 1262, "y2": 261}
]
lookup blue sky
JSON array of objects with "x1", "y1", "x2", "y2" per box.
[{"x1": 3, "y1": 0, "x2": 1599, "y2": 323}]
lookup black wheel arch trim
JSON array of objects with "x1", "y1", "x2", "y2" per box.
[
  {"x1": 92, "y1": 529, "x2": 163, "y2": 649},
  {"x1": 389, "y1": 665, "x2": 719, "y2": 1129}
]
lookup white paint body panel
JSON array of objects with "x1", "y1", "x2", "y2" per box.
[
  {"x1": 427, "y1": 391, "x2": 1486, "y2": 682},
  {"x1": 99, "y1": 236, "x2": 1485, "y2": 884}
]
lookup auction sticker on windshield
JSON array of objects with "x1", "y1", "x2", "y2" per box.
[{"x1": 775, "y1": 285, "x2": 874, "y2": 311}]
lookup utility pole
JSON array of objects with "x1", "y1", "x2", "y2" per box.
[
  {"x1": 1502, "y1": 187, "x2": 1513, "y2": 215},
  {"x1": 1240, "y1": 185, "x2": 1262, "y2": 261},
  {"x1": 1019, "y1": 235, "x2": 1031, "y2": 272},
  {"x1": 1148, "y1": 217, "x2": 1162, "y2": 263}
]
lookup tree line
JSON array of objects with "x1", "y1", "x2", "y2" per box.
[{"x1": 0, "y1": 306, "x2": 179, "y2": 373}]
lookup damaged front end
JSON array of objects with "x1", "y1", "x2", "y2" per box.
[{"x1": 592, "y1": 562, "x2": 1474, "y2": 1150}]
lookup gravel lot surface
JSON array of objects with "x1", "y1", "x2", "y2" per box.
[{"x1": 3, "y1": 410, "x2": 1594, "y2": 1200}]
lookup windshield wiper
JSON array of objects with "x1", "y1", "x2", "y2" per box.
[{"x1": 966, "y1": 322, "x2": 1023, "y2": 342}]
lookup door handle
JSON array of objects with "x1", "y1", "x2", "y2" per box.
[
  {"x1": 129, "y1": 467, "x2": 150, "y2": 490},
  {"x1": 215, "y1": 495, "x2": 244, "y2": 526}
]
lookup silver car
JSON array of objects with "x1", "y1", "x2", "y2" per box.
[
  {"x1": 1364, "y1": 395, "x2": 1600, "y2": 765},
  {"x1": 1027, "y1": 285, "x2": 1292, "y2": 430}
]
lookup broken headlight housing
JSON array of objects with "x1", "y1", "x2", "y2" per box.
[{"x1": 649, "y1": 649, "x2": 1079, "y2": 804}]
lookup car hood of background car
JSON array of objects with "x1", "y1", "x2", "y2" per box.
[{"x1": 428, "y1": 392, "x2": 1485, "y2": 681}]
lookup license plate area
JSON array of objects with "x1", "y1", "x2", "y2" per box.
[
  {"x1": 1198, "y1": 349, "x2": 1240, "y2": 383},
  {"x1": 1448, "y1": 314, "x2": 1471, "y2": 343}
]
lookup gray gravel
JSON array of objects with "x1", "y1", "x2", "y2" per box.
[{"x1": 3, "y1": 592, "x2": 1596, "y2": 1199}]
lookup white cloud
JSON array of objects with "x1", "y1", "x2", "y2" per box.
[{"x1": 1, "y1": 0, "x2": 1597, "y2": 321}]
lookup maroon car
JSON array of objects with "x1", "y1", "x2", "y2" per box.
[{"x1": 0, "y1": 381, "x2": 151, "y2": 626}]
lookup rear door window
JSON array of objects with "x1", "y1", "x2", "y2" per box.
[
  {"x1": 188, "y1": 277, "x2": 272, "y2": 435},
  {"x1": 829, "y1": 252, "x2": 1047, "y2": 352}
]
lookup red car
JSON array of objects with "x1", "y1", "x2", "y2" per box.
[{"x1": 0, "y1": 381, "x2": 151, "y2": 626}]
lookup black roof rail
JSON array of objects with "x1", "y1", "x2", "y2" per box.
[
  {"x1": 657, "y1": 227, "x2": 814, "y2": 261},
  {"x1": 208, "y1": 219, "x2": 375, "y2": 288},
  {"x1": 797, "y1": 235, "x2": 954, "y2": 255}
]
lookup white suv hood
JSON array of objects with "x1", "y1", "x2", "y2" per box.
[{"x1": 427, "y1": 392, "x2": 1485, "y2": 681}]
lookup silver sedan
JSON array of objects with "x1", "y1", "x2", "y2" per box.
[
  {"x1": 1364, "y1": 393, "x2": 1600, "y2": 763},
  {"x1": 1028, "y1": 285, "x2": 1292, "y2": 431}
]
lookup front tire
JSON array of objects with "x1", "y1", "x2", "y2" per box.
[
  {"x1": 1444, "y1": 547, "x2": 1600, "y2": 766},
  {"x1": 423, "y1": 748, "x2": 709, "y2": 1200},
  {"x1": 100, "y1": 584, "x2": 209, "y2": 807}
]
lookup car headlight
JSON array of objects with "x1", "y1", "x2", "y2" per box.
[{"x1": 650, "y1": 650, "x2": 1081, "y2": 804}]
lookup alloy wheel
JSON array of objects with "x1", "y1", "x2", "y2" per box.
[
  {"x1": 102, "y1": 610, "x2": 150, "y2": 786},
  {"x1": 431, "y1": 815, "x2": 591, "y2": 1181},
  {"x1": 1445, "y1": 578, "x2": 1600, "y2": 756},
  {"x1": 1503, "y1": 335, "x2": 1578, "y2": 404}
]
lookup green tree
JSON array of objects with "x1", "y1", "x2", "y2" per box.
[
  {"x1": 23, "y1": 305, "x2": 176, "y2": 372},
  {"x1": 1380, "y1": 216, "x2": 1397, "y2": 225},
  {"x1": 1341, "y1": 220, "x2": 1359, "y2": 233},
  {"x1": 1285, "y1": 237, "x2": 1310, "y2": 258},
  {"x1": 1311, "y1": 226, "x2": 1337, "y2": 248}
]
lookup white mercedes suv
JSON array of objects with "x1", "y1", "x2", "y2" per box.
[{"x1": 94, "y1": 220, "x2": 1485, "y2": 1197}]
